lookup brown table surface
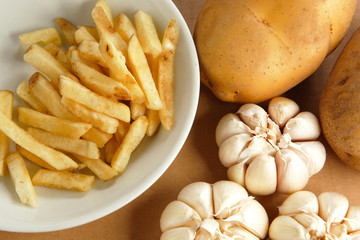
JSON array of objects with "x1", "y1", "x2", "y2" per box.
[{"x1": 2, "y1": 0, "x2": 360, "y2": 239}]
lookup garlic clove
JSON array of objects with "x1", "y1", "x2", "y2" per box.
[
  {"x1": 268, "y1": 97, "x2": 300, "y2": 128},
  {"x1": 195, "y1": 218, "x2": 220, "y2": 240},
  {"x1": 269, "y1": 215, "x2": 310, "y2": 240},
  {"x1": 227, "y1": 162, "x2": 247, "y2": 187},
  {"x1": 283, "y1": 111, "x2": 321, "y2": 141},
  {"x1": 160, "y1": 200, "x2": 202, "y2": 232},
  {"x1": 318, "y1": 192, "x2": 349, "y2": 224},
  {"x1": 237, "y1": 103, "x2": 268, "y2": 130},
  {"x1": 239, "y1": 136, "x2": 277, "y2": 164},
  {"x1": 278, "y1": 191, "x2": 319, "y2": 216},
  {"x1": 215, "y1": 113, "x2": 253, "y2": 146},
  {"x1": 275, "y1": 149, "x2": 310, "y2": 193},
  {"x1": 293, "y1": 213, "x2": 326, "y2": 238},
  {"x1": 160, "y1": 227, "x2": 196, "y2": 240},
  {"x1": 177, "y1": 182, "x2": 214, "y2": 220},
  {"x1": 329, "y1": 223, "x2": 348, "y2": 239},
  {"x1": 244, "y1": 155, "x2": 277, "y2": 195},
  {"x1": 219, "y1": 134, "x2": 252, "y2": 167},
  {"x1": 226, "y1": 199, "x2": 269, "y2": 239},
  {"x1": 219, "y1": 221, "x2": 259, "y2": 240},
  {"x1": 288, "y1": 141, "x2": 326, "y2": 176},
  {"x1": 212, "y1": 180, "x2": 248, "y2": 220},
  {"x1": 344, "y1": 206, "x2": 360, "y2": 232}
]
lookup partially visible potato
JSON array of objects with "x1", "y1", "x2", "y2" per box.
[
  {"x1": 319, "y1": 26, "x2": 360, "y2": 171},
  {"x1": 194, "y1": 0, "x2": 356, "y2": 103}
]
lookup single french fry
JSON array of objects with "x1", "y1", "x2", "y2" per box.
[
  {"x1": 18, "y1": 107, "x2": 92, "y2": 139},
  {"x1": 16, "y1": 145, "x2": 55, "y2": 170},
  {"x1": 32, "y1": 169, "x2": 95, "y2": 192},
  {"x1": 93, "y1": 0, "x2": 114, "y2": 31},
  {"x1": 99, "y1": 37, "x2": 145, "y2": 104},
  {"x1": 44, "y1": 43, "x2": 71, "y2": 71},
  {"x1": 0, "y1": 91, "x2": 13, "y2": 176},
  {"x1": 128, "y1": 35, "x2": 162, "y2": 110},
  {"x1": 130, "y1": 102, "x2": 146, "y2": 120},
  {"x1": 111, "y1": 116, "x2": 148, "y2": 174},
  {"x1": 104, "y1": 136, "x2": 119, "y2": 164},
  {"x1": 29, "y1": 72, "x2": 76, "y2": 120},
  {"x1": 74, "y1": 26, "x2": 97, "y2": 44},
  {"x1": 146, "y1": 109, "x2": 160, "y2": 137},
  {"x1": 55, "y1": 17, "x2": 77, "y2": 46},
  {"x1": 70, "y1": 48, "x2": 103, "y2": 73},
  {"x1": 16, "y1": 80, "x2": 49, "y2": 113},
  {"x1": 19, "y1": 27, "x2": 62, "y2": 46},
  {"x1": 73, "y1": 154, "x2": 118, "y2": 182},
  {"x1": 82, "y1": 127, "x2": 112, "y2": 148},
  {"x1": 6, "y1": 152, "x2": 37, "y2": 207},
  {"x1": 114, "y1": 13, "x2": 136, "y2": 43},
  {"x1": 158, "y1": 19, "x2": 179, "y2": 130},
  {"x1": 24, "y1": 44, "x2": 78, "y2": 87},
  {"x1": 27, "y1": 127, "x2": 100, "y2": 159},
  {"x1": 59, "y1": 75, "x2": 130, "y2": 122},
  {"x1": 72, "y1": 61, "x2": 132, "y2": 101},
  {"x1": 77, "y1": 25, "x2": 99, "y2": 41},
  {"x1": 115, "y1": 121, "x2": 130, "y2": 143},
  {"x1": 61, "y1": 97, "x2": 119, "y2": 134},
  {"x1": 78, "y1": 40, "x2": 107, "y2": 67},
  {"x1": 0, "y1": 110, "x2": 78, "y2": 171}
]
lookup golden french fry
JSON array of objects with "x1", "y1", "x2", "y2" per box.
[
  {"x1": 59, "y1": 75, "x2": 130, "y2": 122},
  {"x1": 24, "y1": 44, "x2": 78, "y2": 87},
  {"x1": 16, "y1": 145, "x2": 56, "y2": 170},
  {"x1": 74, "y1": 26, "x2": 97, "y2": 44},
  {"x1": 114, "y1": 13, "x2": 136, "y2": 43},
  {"x1": 78, "y1": 40, "x2": 107, "y2": 67},
  {"x1": 0, "y1": 110, "x2": 78, "y2": 171},
  {"x1": 128, "y1": 35, "x2": 162, "y2": 110},
  {"x1": 19, "y1": 27, "x2": 62, "y2": 46},
  {"x1": 130, "y1": 102, "x2": 146, "y2": 120},
  {"x1": 146, "y1": 109, "x2": 160, "y2": 137},
  {"x1": 44, "y1": 43, "x2": 71, "y2": 71},
  {"x1": 73, "y1": 154, "x2": 118, "y2": 182},
  {"x1": 32, "y1": 169, "x2": 95, "y2": 192},
  {"x1": 70, "y1": 48, "x2": 103, "y2": 73},
  {"x1": 27, "y1": 127, "x2": 100, "y2": 159},
  {"x1": 158, "y1": 19, "x2": 179, "y2": 130},
  {"x1": 29, "y1": 72, "x2": 76, "y2": 120},
  {"x1": 93, "y1": 0, "x2": 114, "y2": 31},
  {"x1": 55, "y1": 17, "x2": 77, "y2": 46},
  {"x1": 104, "y1": 136, "x2": 119, "y2": 164},
  {"x1": 0, "y1": 91, "x2": 13, "y2": 176},
  {"x1": 77, "y1": 25, "x2": 99, "y2": 41},
  {"x1": 111, "y1": 116, "x2": 149, "y2": 174},
  {"x1": 82, "y1": 127, "x2": 112, "y2": 148},
  {"x1": 72, "y1": 61, "x2": 132, "y2": 101},
  {"x1": 16, "y1": 80, "x2": 49, "y2": 113},
  {"x1": 6, "y1": 152, "x2": 37, "y2": 207},
  {"x1": 61, "y1": 97, "x2": 119, "y2": 134},
  {"x1": 99, "y1": 37, "x2": 145, "y2": 104},
  {"x1": 115, "y1": 121, "x2": 130, "y2": 143},
  {"x1": 18, "y1": 107, "x2": 92, "y2": 139}
]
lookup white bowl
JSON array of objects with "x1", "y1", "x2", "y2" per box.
[{"x1": 0, "y1": 0, "x2": 199, "y2": 232}]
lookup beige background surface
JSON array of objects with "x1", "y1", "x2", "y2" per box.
[{"x1": 1, "y1": 0, "x2": 360, "y2": 239}]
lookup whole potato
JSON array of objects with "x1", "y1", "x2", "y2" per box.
[
  {"x1": 194, "y1": 0, "x2": 356, "y2": 103},
  {"x1": 319, "y1": 26, "x2": 360, "y2": 171}
]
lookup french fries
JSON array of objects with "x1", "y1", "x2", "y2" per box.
[
  {"x1": 114, "y1": 13, "x2": 137, "y2": 43},
  {"x1": 19, "y1": 27, "x2": 62, "y2": 46},
  {"x1": 55, "y1": 17, "x2": 77, "y2": 46},
  {"x1": 6, "y1": 152, "x2": 37, "y2": 207},
  {"x1": 32, "y1": 169, "x2": 95, "y2": 192},
  {"x1": 16, "y1": 145, "x2": 56, "y2": 170},
  {"x1": 0, "y1": 91, "x2": 13, "y2": 176},
  {"x1": 18, "y1": 107, "x2": 92, "y2": 139},
  {"x1": 74, "y1": 26, "x2": 97, "y2": 44},
  {"x1": 59, "y1": 75, "x2": 130, "y2": 122},
  {"x1": 16, "y1": 80, "x2": 49, "y2": 113}
]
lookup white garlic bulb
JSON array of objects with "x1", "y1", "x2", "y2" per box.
[
  {"x1": 269, "y1": 191, "x2": 360, "y2": 240},
  {"x1": 160, "y1": 180, "x2": 269, "y2": 240},
  {"x1": 216, "y1": 97, "x2": 326, "y2": 195}
]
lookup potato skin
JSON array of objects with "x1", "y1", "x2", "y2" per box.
[
  {"x1": 319, "y1": 27, "x2": 360, "y2": 171},
  {"x1": 194, "y1": 0, "x2": 356, "y2": 103}
]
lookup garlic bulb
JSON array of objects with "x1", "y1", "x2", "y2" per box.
[
  {"x1": 216, "y1": 97, "x2": 326, "y2": 195},
  {"x1": 160, "y1": 180, "x2": 269, "y2": 240},
  {"x1": 269, "y1": 191, "x2": 360, "y2": 240}
]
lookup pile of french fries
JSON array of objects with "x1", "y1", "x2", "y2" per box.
[{"x1": 1, "y1": 0, "x2": 179, "y2": 207}]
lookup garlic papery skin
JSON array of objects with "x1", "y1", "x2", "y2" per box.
[
  {"x1": 275, "y1": 149, "x2": 310, "y2": 193},
  {"x1": 269, "y1": 215, "x2": 310, "y2": 240},
  {"x1": 269, "y1": 191, "x2": 360, "y2": 240},
  {"x1": 283, "y1": 112, "x2": 321, "y2": 141},
  {"x1": 244, "y1": 155, "x2": 277, "y2": 195},
  {"x1": 268, "y1": 97, "x2": 300, "y2": 128},
  {"x1": 215, "y1": 97, "x2": 326, "y2": 196},
  {"x1": 160, "y1": 181, "x2": 268, "y2": 240},
  {"x1": 177, "y1": 182, "x2": 213, "y2": 220}
]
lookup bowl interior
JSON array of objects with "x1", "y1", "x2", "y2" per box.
[{"x1": 0, "y1": 0, "x2": 199, "y2": 232}]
